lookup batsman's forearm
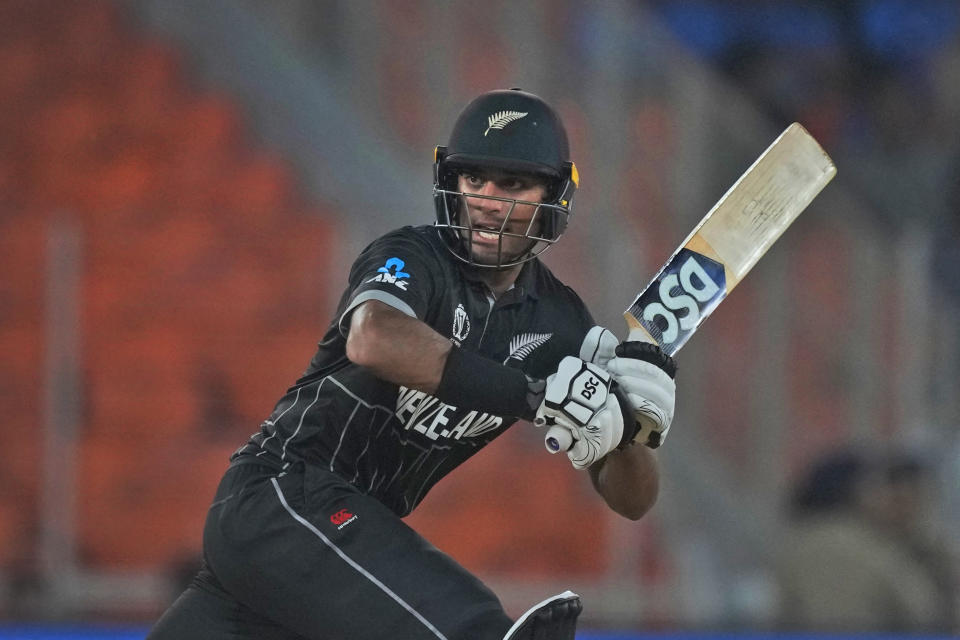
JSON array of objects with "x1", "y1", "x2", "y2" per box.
[
  {"x1": 346, "y1": 300, "x2": 539, "y2": 418},
  {"x1": 589, "y1": 445, "x2": 659, "y2": 520},
  {"x1": 346, "y1": 301, "x2": 451, "y2": 392}
]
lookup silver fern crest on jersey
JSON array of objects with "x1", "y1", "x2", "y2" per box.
[
  {"x1": 503, "y1": 332, "x2": 552, "y2": 364},
  {"x1": 484, "y1": 110, "x2": 528, "y2": 136}
]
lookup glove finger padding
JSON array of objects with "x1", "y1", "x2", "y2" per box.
[
  {"x1": 565, "y1": 401, "x2": 624, "y2": 469},
  {"x1": 605, "y1": 358, "x2": 675, "y2": 420},
  {"x1": 537, "y1": 356, "x2": 627, "y2": 470},
  {"x1": 579, "y1": 326, "x2": 619, "y2": 367},
  {"x1": 605, "y1": 353, "x2": 676, "y2": 449}
]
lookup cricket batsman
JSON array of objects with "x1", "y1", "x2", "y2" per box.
[{"x1": 147, "y1": 89, "x2": 677, "y2": 640}]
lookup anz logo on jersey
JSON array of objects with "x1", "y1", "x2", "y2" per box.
[
  {"x1": 367, "y1": 257, "x2": 411, "y2": 290},
  {"x1": 396, "y1": 386, "x2": 502, "y2": 442}
]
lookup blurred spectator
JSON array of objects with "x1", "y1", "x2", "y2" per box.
[
  {"x1": 652, "y1": 0, "x2": 960, "y2": 229},
  {"x1": 775, "y1": 447, "x2": 957, "y2": 633}
]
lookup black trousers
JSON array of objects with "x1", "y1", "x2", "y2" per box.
[{"x1": 147, "y1": 461, "x2": 512, "y2": 640}]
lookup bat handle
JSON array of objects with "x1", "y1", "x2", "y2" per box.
[
  {"x1": 543, "y1": 424, "x2": 573, "y2": 454},
  {"x1": 626, "y1": 326, "x2": 657, "y2": 344}
]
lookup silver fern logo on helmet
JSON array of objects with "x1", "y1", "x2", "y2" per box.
[{"x1": 484, "y1": 111, "x2": 528, "y2": 136}]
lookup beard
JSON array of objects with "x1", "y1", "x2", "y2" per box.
[{"x1": 457, "y1": 227, "x2": 539, "y2": 268}]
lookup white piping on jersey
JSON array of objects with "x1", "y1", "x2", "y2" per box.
[
  {"x1": 281, "y1": 379, "x2": 326, "y2": 463},
  {"x1": 371, "y1": 433, "x2": 408, "y2": 495},
  {"x1": 270, "y1": 478, "x2": 449, "y2": 640},
  {"x1": 273, "y1": 374, "x2": 393, "y2": 471},
  {"x1": 380, "y1": 459, "x2": 406, "y2": 494},
  {"x1": 391, "y1": 427, "x2": 457, "y2": 494},
  {"x1": 398, "y1": 447, "x2": 431, "y2": 488},
  {"x1": 272, "y1": 374, "x2": 461, "y2": 503},
  {"x1": 257, "y1": 388, "x2": 302, "y2": 455},
  {"x1": 323, "y1": 375, "x2": 399, "y2": 483},
  {"x1": 327, "y1": 375, "x2": 394, "y2": 414},
  {"x1": 351, "y1": 411, "x2": 393, "y2": 485},
  {"x1": 350, "y1": 413, "x2": 378, "y2": 484},
  {"x1": 371, "y1": 466, "x2": 390, "y2": 495},
  {"x1": 329, "y1": 402, "x2": 361, "y2": 472},
  {"x1": 476, "y1": 289, "x2": 497, "y2": 347},
  {"x1": 383, "y1": 453, "x2": 422, "y2": 497},
  {"x1": 411, "y1": 456, "x2": 449, "y2": 508},
  {"x1": 360, "y1": 412, "x2": 398, "y2": 489}
]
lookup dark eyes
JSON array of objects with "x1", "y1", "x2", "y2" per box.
[{"x1": 463, "y1": 174, "x2": 527, "y2": 191}]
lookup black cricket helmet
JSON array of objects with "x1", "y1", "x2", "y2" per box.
[{"x1": 433, "y1": 89, "x2": 579, "y2": 269}]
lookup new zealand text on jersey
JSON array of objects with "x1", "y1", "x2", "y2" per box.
[{"x1": 396, "y1": 386, "x2": 503, "y2": 441}]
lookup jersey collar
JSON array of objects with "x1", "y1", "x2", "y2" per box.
[{"x1": 459, "y1": 260, "x2": 540, "y2": 303}]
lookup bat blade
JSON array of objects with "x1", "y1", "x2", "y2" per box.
[
  {"x1": 624, "y1": 122, "x2": 836, "y2": 355},
  {"x1": 545, "y1": 123, "x2": 836, "y2": 455}
]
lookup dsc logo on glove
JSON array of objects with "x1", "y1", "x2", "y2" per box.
[{"x1": 580, "y1": 376, "x2": 600, "y2": 400}]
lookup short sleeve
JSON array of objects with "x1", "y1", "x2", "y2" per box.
[{"x1": 337, "y1": 229, "x2": 440, "y2": 335}]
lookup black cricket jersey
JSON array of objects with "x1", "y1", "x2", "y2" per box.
[{"x1": 235, "y1": 225, "x2": 595, "y2": 516}]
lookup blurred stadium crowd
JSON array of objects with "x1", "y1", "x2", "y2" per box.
[
  {"x1": 652, "y1": 0, "x2": 960, "y2": 287},
  {"x1": 0, "y1": 0, "x2": 957, "y2": 635}
]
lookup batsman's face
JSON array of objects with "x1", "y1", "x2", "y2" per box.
[{"x1": 457, "y1": 171, "x2": 548, "y2": 267}]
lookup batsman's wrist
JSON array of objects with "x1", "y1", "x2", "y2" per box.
[{"x1": 436, "y1": 346, "x2": 543, "y2": 420}]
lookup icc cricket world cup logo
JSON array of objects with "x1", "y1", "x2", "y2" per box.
[{"x1": 452, "y1": 304, "x2": 470, "y2": 345}]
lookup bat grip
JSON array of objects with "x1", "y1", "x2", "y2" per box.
[{"x1": 544, "y1": 424, "x2": 573, "y2": 454}]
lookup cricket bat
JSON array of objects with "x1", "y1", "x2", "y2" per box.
[{"x1": 546, "y1": 123, "x2": 836, "y2": 453}]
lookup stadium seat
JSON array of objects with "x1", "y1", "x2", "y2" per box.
[{"x1": 0, "y1": 0, "x2": 337, "y2": 573}]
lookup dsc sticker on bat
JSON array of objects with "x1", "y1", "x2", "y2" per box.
[
  {"x1": 626, "y1": 248, "x2": 726, "y2": 355},
  {"x1": 545, "y1": 122, "x2": 837, "y2": 454}
]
